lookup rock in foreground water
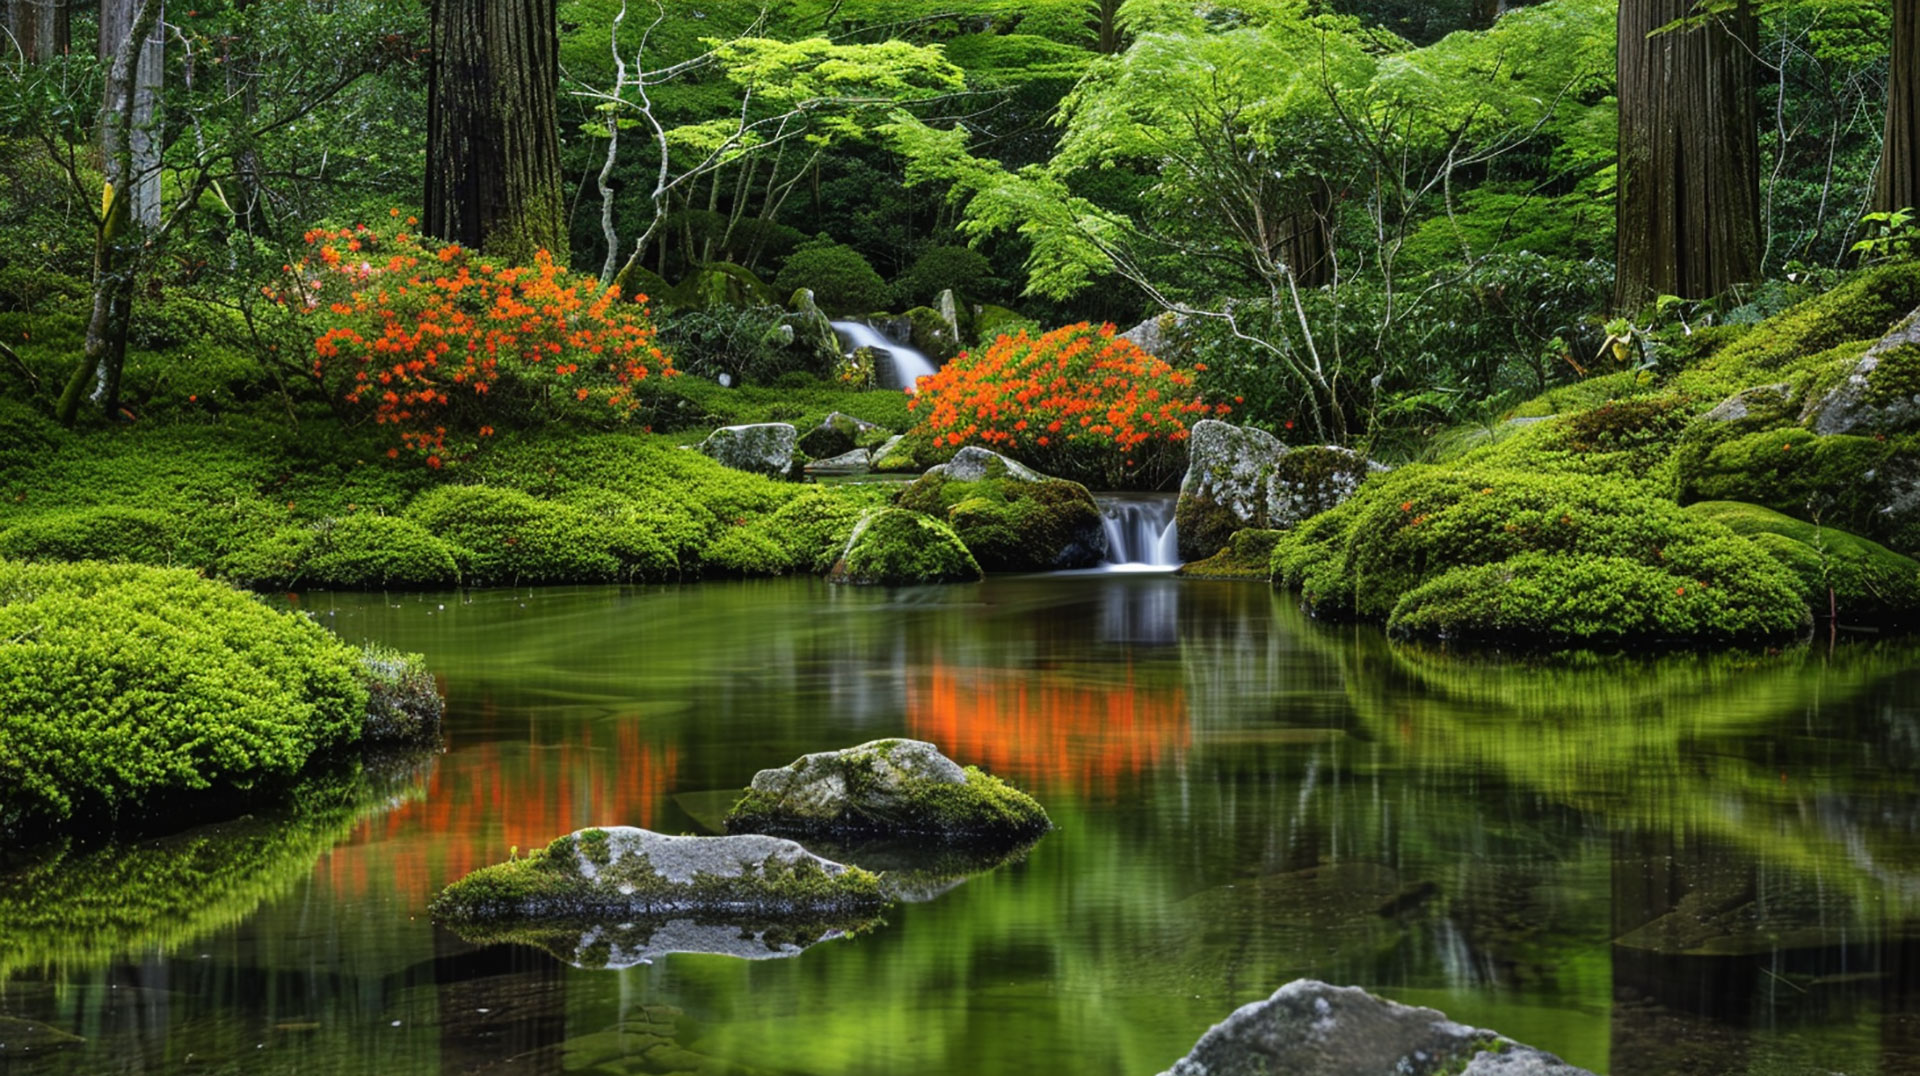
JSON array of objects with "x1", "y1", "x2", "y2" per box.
[
  {"x1": 1158, "y1": 980, "x2": 1594, "y2": 1076},
  {"x1": 724, "y1": 738, "x2": 1049, "y2": 843},
  {"x1": 429, "y1": 827, "x2": 885, "y2": 924}
]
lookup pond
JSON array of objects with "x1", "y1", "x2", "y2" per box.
[{"x1": 3, "y1": 574, "x2": 1919, "y2": 1075}]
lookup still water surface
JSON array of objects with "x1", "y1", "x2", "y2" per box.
[{"x1": 4, "y1": 575, "x2": 1920, "y2": 1074}]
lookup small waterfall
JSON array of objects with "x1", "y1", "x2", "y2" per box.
[
  {"x1": 830, "y1": 320, "x2": 940, "y2": 392},
  {"x1": 1096, "y1": 493, "x2": 1179, "y2": 571}
]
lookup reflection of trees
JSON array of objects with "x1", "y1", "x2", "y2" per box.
[{"x1": 0, "y1": 758, "x2": 431, "y2": 980}]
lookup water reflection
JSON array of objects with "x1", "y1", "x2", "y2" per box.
[{"x1": 4, "y1": 577, "x2": 1920, "y2": 1075}]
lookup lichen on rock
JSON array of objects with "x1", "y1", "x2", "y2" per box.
[
  {"x1": 1176, "y1": 420, "x2": 1384, "y2": 560},
  {"x1": 428, "y1": 827, "x2": 887, "y2": 925},
  {"x1": 697, "y1": 423, "x2": 800, "y2": 479},
  {"x1": 723, "y1": 738, "x2": 1050, "y2": 843}
]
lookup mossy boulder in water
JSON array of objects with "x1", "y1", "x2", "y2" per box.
[
  {"x1": 1270, "y1": 466, "x2": 1811, "y2": 645},
  {"x1": 1176, "y1": 420, "x2": 1383, "y2": 560},
  {"x1": 896, "y1": 446, "x2": 1107, "y2": 570},
  {"x1": 829, "y1": 507, "x2": 982, "y2": 586},
  {"x1": 429, "y1": 827, "x2": 887, "y2": 925},
  {"x1": 698, "y1": 423, "x2": 799, "y2": 479},
  {"x1": 724, "y1": 738, "x2": 1050, "y2": 843},
  {"x1": 1157, "y1": 980, "x2": 1594, "y2": 1076}
]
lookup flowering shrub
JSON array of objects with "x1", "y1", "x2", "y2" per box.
[
  {"x1": 907, "y1": 322, "x2": 1225, "y2": 488},
  {"x1": 270, "y1": 214, "x2": 673, "y2": 466}
]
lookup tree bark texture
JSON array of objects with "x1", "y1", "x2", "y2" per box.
[
  {"x1": 58, "y1": 0, "x2": 161, "y2": 426},
  {"x1": 5, "y1": 0, "x2": 69, "y2": 60},
  {"x1": 97, "y1": 0, "x2": 162, "y2": 227},
  {"x1": 424, "y1": 0, "x2": 565, "y2": 265},
  {"x1": 1875, "y1": 1, "x2": 1919, "y2": 215},
  {"x1": 1613, "y1": 0, "x2": 1761, "y2": 310}
]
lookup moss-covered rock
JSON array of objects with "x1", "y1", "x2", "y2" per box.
[
  {"x1": 1671, "y1": 425, "x2": 1920, "y2": 551},
  {"x1": 702, "y1": 486, "x2": 884, "y2": 576},
  {"x1": 429, "y1": 827, "x2": 887, "y2": 927},
  {"x1": 1177, "y1": 528, "x2": 1282, "y2": 580},
  {"x1": 1176, "y1": 420, "x2": 1384, "y2": 560},
  {"x1": 902, "y1": 303, "x2": 964, "y2": 363},
  {"x1": 971, "y1": 303, "x2": 1038, "y2": 348},
  {"x1": 829, "y1": 507, "x2": 982, "y2": 586},
  {"x1": 1802, "y1": 303, "x2": 1920, "y2": 435},
  {"x1": 723, "y1": 739, "x2": 1050, "y2": 843},
  {"x1": 662, "y1": 262, "x2": 777, "y2": 311},
  {"x1": 796, "y1": 410, "x2": 888, "y2": 460},
  {"x1": 896, "y1": 446, "x2": 1107, "y2": 570},
  {"x1": 1270, "y1": 466, "x2": 1810, "y2": 645},
  {"x1": 697, "y1": 422, "x2": 800, "y2": 478},
  {"x1": 225, "y1": 513, "x2": 461, "y2": 589},
  {"x1": 1683, "y1": 501, "x2": 1920, "y2": 626},
  {"x1": 358, "y1": 645, "x2": 445, "y2": 744},
  {"x1": 0, "y1": 560, "x2": 369, "y2": 827}
]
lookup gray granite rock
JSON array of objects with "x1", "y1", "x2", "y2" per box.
[
  {"x1": 803, "y1": 449, "x2": 873, "y2": 475},
  {"x1": 798, "y1": 410, "x2": 888, "y2": 459},
  {"x1": 699, "y1": 423, "x2": 798, "y2": 478},
  {"x1": 724, "y1": 738, "x2": 1049, "y2": 841},
  {"x1": 924, "y1": 444, "x2": 1047, "y2": 483},
  {"x1": 1702, "y1": 382, "x2": 1795, "y2": 425},
  {"x1": 1803, "y1": 304, "x2": 1920, "y2": 435},
  {"x1": 1176, "y1": 420, "x2": 1384, "y2": 560},
  {"x1": 1158, "y1": 980, "x2": 1594, "y2": 1076},
  {"x1": 1120, "y1": 312, "x2": 1186, "y2": 357}
]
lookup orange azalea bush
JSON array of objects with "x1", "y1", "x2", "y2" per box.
[
  {"x1": 269, "y1": 215, "x2": 673, "y2": 466},
  {"x1": 907, "y1": 322, "x2": 1227, "y2": 488}
]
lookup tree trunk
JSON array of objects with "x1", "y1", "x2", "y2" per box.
[
  {"x1": 1876, "y1": 2, "x2": 1919, "y2": 216},
  {"x1": 6, "y1": 0, "x2": 69, "y2": 60},
  {"x1": 1613, "y1": 0, "x2": 1761, "y2": 310},
  {"x1": 98, "y1": 0, "x2": 162, "y2": 227},
  {"x1": 59, "y1": 0, "x2": 161, "y2": 426},
  {"x1": 424, "y1": 0, "x2": 565, "y2": 265}
]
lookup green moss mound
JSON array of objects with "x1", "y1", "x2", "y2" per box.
[
  {"x1": 428, "y1": 827, "x2": 888, "y2": 924},
  {"x1": 1683, "y1": 501, "x2": 1920, "y2": 626},
  {"x1": 225, "y1": 513, "x2": 462, "y2": 589},
  {"x1": 0, "y1": 506, "x2": 186, "y2": 566},
  {"x1": 407, "y1": 485, "x2": 646, "y2": 585},
  {"x1": 1671, "y1": 426, "x2": 1920, "y2": 550},
  {"x1": 0, "y1": 560, "x2": 369, "y2": 826},
  {"x1": 724, "y1": 744, "x2": 1051, "y2": 843},
  {"x1": 831, "y1": 507, "x2": 982, "y2": 585},
  {"x1": 1270, "y1": 467, "x2": 1810, "y2": 644},
  {"x1": 703, "y1": 486, "x2": 887, "y2": 576},
  {"x1": 896, "y1": 467, "x2": 1104, "y2": 571},
  {"x1": 1178, "y1": 528, "x2": 1282, "y2": 580}
]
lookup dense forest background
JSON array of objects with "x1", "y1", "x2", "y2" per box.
[{"x1": 0, "y1": 0, "x2": 1910, "y2": 453}]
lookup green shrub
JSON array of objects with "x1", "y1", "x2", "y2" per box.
[
  {"x1": 0, "y1": 507, "x2": 184, "y2": 566},
  {"x1": 406, "y1": 486, "x2": 626, "y2": 585},
  {"x1": 1683, "y1": 501, "x2": 1920, "y2": 626},
  {"x1": 772, "y1": 239, "x2": 891, "y2": 315},
  {"x1": 1270, "y1": 466, "x2": 1809, "y2": 643},
  {"x1": 0, "y1": 560, "x2": 368, "y2": 826},
  {"x1": 703, "y1": 487, "x2": 881, "y2": 576},
  {"x1": 224, "y1": 514, "x2": 462, "y2": 589},
  {"x1": 894, "y1": 245, "x2": 1001, "y2": 308},
  {"x1": 831, "y1": 508, "x2": 982, "y2": 586}
]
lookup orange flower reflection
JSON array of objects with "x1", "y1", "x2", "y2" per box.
[{"x1": 908, "y1": 658, "x2": 1188, "y2": 800}]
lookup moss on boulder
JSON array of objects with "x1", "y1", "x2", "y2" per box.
[
  {"x1": 1176, "y1": 420, "x2": 1384, "y2": 560},
  {"x1": 896, "y1": 446, "x2": 1107, "y2": 570},
  {"x1": 702, "y1": 486, "x2": 885, "y2": 577},
  {"x1": 697, "y1": 422, "x2": 800, "y2": 479},
  {"x1": 1177, "y1": 528, "x2": 1282, "y2": 581},
  {"x1": 1683, "y1": 501, "x2": 1920, "y2": 626},
  {"x1": 429, "y1": 827, "x2": 887, "y2": 928},
  {"x1": 662, "y1": 262, "x2": 777, "y2": 311},
  {"x1": 796, "y1": 410, "x2": 889, "y2": 459},
  {"x1": 1270, "y1": 466, "x2": 1810, "y2": 645},
  {"x1": 829, "y1": 507, "x2": 982, "y2": 586},
  {"x1": 723, "y1": 738, "x2": 1050, "y2": 843}
]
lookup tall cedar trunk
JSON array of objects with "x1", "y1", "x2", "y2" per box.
[
  {"x1": 6, "y1": 0, "x2": 70, "y2": 60},
  {"x1": 58, "y1": 0, "x2": 160, "y2": 426},
  {"x1": 1093, "y1": 0, "x2": 1121, "y2": 54},
  {"x1": 424, "y1": 0, "x2": 565, "y2": 265},
  {"x1": 1613, "y1": 0, "x2": 1761, "y2": 310},
  {"x1": 1876, "y1": 2, "x2": 1919, "y2": 215}
]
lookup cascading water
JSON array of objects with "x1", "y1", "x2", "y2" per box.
[
  {"x1": 830, "y1": 320, "x2": 940, "y2": 392},
  {"x1": 1095, "y1": 493, "x2": 1180, "y2": 571}
]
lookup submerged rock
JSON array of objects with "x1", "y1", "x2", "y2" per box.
[
  {"x1": 1158, "y1": 980, "x2": 1594, "y2": 1076},
  {"x1": 896, "y1": 446, "x2": 1108, "y2": 570},
  {"x1": 1175, "y1": 420, "x2": 1383, "y2": 560},
  {"x1": 723, "y1": 738, "x2": 1050, "y2": 843},
  {"x1": 428, "y1": 827, "x2": 886, "y2": 924},
  {"x1": 828, "y1": 507, "x2": 982, "y2": 585},
  {"x1": 698, "y1": 423, "x2": 799, "y2": 479}
]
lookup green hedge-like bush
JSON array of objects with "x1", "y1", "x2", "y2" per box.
[
  {"x1": 772, "y1": 239, "x2": 891, "y2": 315},
  {"x1": 0, "y1": 507, "x2": 184, "y2": 566},
  {"x1": 702, "y1": 487, "x2": 881, "y2": 576},
  {"x1": 0, "y1": 560, "x2": 368, "y2": 826},
  {"x1": 407, "y1": 486, "x2": 635, "y2": 585},
  {"x1": 223, "y1": 513, "x2": 462, "y2": 589},
  {"x1": 1270, "y1": 466, "x2": 1809, "y2": 644}
]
